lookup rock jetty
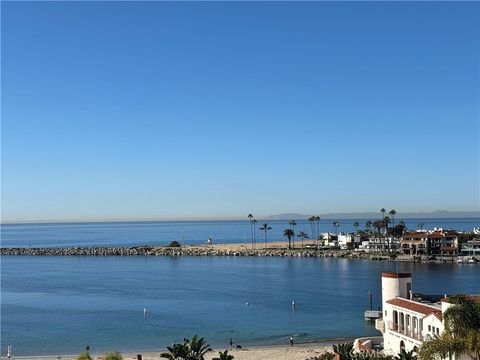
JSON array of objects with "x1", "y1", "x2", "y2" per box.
[
  {"x1": 1, "y1": 246, "x2": 462, "y2": 263},
  {"x1": 1, "y1": 246, "x2": 377, "y2": 259}
]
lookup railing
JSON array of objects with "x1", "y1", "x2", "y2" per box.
[{"x1": 387, "y1": 322, "x2": 424, "y2": 341}]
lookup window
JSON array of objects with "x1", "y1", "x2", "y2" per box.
[
  {"x1": 436, "y1": 328, "x2": 440, "y2": 335},
  {"x1": 428, "y1": 325, "x2": 431, "y2": 331},
  {"x1": 385, "y1": 310, "x2": 387, "y2": 316}
]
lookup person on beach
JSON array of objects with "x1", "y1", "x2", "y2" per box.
[
  {"x1": 230, "y1": 338, "x2": 233, "y2": 348},
  {"x1": 289, "y1": 336, "x2": 294, "y2": 346}
]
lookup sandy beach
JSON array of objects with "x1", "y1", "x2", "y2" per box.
[
  {"x1": 186, "y1": 240, "x2": 315, "y2": 252},
  {"x1": 8, "y1": 343, "x2": 333, "y2": 360}
]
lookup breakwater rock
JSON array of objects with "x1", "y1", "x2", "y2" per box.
[{"x1": 0, "y1": 246, "x2": 379, "y2": 259}]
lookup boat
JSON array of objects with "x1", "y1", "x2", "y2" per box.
[
  {"x1": 473, "y1": 227, "x2": 480, "y2": 235},
  {"x1": 457, "y1": 256, "x2": 478, "y2": 264}
]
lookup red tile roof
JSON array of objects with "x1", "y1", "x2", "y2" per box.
[
  {"x1": 386, "y1": 298, "x2": 439, "y2": 316},
  {"x1": 402, "y1": 232, "x2": 429, "y2": 239},
  {"x1": 382, "y1": 272, "x2": 411, "y2": 279}
]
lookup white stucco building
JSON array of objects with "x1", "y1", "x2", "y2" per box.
[{"x1": 354, "y1": 272, "x2": 475, "y2": 359}]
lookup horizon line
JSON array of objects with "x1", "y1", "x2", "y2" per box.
[{"x1": 2, "y1": 210, "x2": 479, "y2": 225}]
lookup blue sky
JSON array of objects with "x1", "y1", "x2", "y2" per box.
[{"x1": 2, "y1": 1, "x2": 479, "y2": 222}]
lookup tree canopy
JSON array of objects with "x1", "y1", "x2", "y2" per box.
[{"x1": 419, "y1": 295, "x2": 480, "y2": 360}]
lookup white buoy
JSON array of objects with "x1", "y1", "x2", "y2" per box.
[
  {"x1": 144, "y1": 308, "x2": 147, "y2": 317},
  {"x1": 291, "y1": 300, "x2": 295, "y2": 308},
  {"x1": 245, "y1": 302, "x2": 249, "y2": 307}
]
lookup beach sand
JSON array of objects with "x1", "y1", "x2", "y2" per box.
[
  {"x1": 187, "y1": 240, "x2": 316, "y2": 252},
  {"x1": 9, "y1": 343, "x2": 332, "y2": 360}
]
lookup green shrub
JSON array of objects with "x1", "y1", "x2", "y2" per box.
[
  {"x1": 169, "y1": 241, "x2": 181, "y2": 247},
  {"x1": 308, "y1": 352, "x2": 335, "y2": 360},
  {"x1": 213, "y1": 349, "x2": 235, "y2": 360},
  {"x1": 103, "y1": 352, "x2": 123, "y2": 360},
  {"x1": 76, "y1": 351, "x2": 92, "y2": 360},
  {"x1": 333, "y1": 342, "x2": 354, "y2": 360}
]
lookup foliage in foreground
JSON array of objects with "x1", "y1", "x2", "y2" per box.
[
  {"x1": 103, "y1": 351, "x2": 123, "y2": 360},
  {"x1": 76, "y1": 351, "x2": 92, "y2": 360},
  {"x1": 307, "y1": 352, "x2": 335, "y2": 360},
  {"x1": 394, "y1": 349, "x2": 417, "y2": 360},
  {"x1": 419, "y1": 294, "x2": 480, "y2": 360},
  {"x1": 212, "y1": 349, "x2": 235, "y2": 360},
  {"x1": 333, "y1": 342, "x2": 354, "y2": 360},
  {"x1": 160, "y1": 334, "x2": 212, "y2": 360}
]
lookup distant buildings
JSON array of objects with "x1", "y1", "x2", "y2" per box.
[
  {"x1": 400, "y1": 230, "x2": 458, "y2": 256},
  {"x1": 461, "y1": 239, "x2": 480, "y2": 257},
  {"x1": 315, "y1": 226, "x2": 478, "y2": 260}
]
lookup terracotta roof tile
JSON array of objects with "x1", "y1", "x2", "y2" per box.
[{"x1": 386, "y1": 298, "x2": 439, "y2": 316}]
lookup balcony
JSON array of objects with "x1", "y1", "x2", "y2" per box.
[{"x1": 387, "y1": 322, "x2": 424, "y2": 341}]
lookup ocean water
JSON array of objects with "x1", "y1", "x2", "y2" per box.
[
  {"x1": 1, "y1": 256, "x2": 479, "y2": 356},
  {"x1": 1, "y1": 218, "x2": 479, "y2": 248}
]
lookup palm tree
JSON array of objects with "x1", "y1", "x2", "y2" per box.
[
  {"x1": 315, "y1": 216, "x2": 321, "y2": 239},
  {"x1": 383, "y1": 216, "x2": 391, "y2": 251},
  {"x1": 161, "y1": 343, "x2": 188, "y2": 360},
  {"x1": 252, "y1": 219, "x2": 257, "y2": 249},
  {"x1": 289, "y1": 220, "x2": 297, "y2": 248},
  {"x1": 213, "y1": 350, "x2": 235, "y2": 360},
  {"x1": 389, "y1": 209, "x2": 397, "y2": 229},
  {"x1": 289, "y1": 219, "x2": 297, "y2": 234},
  {"x1": 365, "y1": 221, "x2": 372, "y2": 233},
  {"x1": 259, "y1": 223, "x2": 272, "y2": 250},
  {"x1": 308, "y1": 216, "x2": 315, "y2": 240},
  {"x1": 284, "y1": 228, "x2": 295, "y2": 250},
  {"x1": 353, "y1": 222, "x2": 359, "y2": 234},
  {"x1": 161, "y1": 335, "x2": 212, "y2": 360},
  {"x1": 298, "y1": 231, "x2": 308, "y2": 249},
  {"x1": 333, "y1": 221, "x2": 340, "y2": 236},
  {"x1": 380, "y1": 208, "x2": 386, "y2": 219},
  {"x1": 248, "y1": 214, "x2": 254, "y2": 250},
  {"x1": 373, "y1": 220, "x2": 383, "y2": 252}
]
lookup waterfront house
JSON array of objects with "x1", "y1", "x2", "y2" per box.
[
  {"x1": 400, "y1": 231, "x2": 429, "y2": 255},
  {"x1": 427, "y1": 230, "x2": 458, "y2": 255},
  {"x1": 400, "y1": 230, "x2": 458, "y2": 256},
  {"x1": 338, "y1": 233, "x2": 361, "y2": 249},
  {"x1": 460, "y1": 239, "x2": 480, "y2": 257}
]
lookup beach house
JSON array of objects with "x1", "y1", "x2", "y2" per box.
[
  {"x1": 400, "y1": 230, "x2": 458, "y2": 256},
  {"x1": 461, "y1": 239, "x2": 480, "y2": 257}
]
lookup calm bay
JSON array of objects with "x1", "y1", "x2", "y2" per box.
[{"x1": 1, "y1": 256, "x2": 479, "y2": 356}]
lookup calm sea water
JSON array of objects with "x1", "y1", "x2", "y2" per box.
[
  {"x1": 1, "y1": 256, "x2": 479, "y2": 356},
  {"x1": 1, "y1": 218, "x2": 479, "y2": 248}
]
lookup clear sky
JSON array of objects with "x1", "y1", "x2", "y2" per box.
[{"x1": 1, "y1": 1, "x2": 479, "y2": 222}]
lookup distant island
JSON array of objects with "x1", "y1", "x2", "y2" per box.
[
  {"x1": 2, "y1": 210, "x2": 479, "y2": 224},
  {"x1": 265, "y1": 210, "x2": 480, "y2": 220}
]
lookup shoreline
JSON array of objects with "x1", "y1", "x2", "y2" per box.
[
  {"x1": 0, "y1": 241, "x2": 465, "y2": 263},
  {"x1": 2, "y1": 339, "x2": 343, "y2": 360}
]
